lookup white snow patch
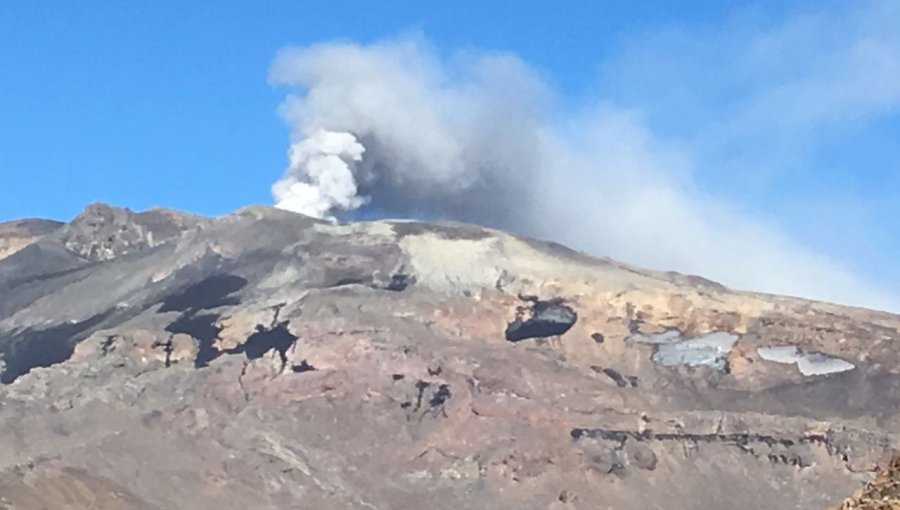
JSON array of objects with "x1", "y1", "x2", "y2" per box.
[
  {"x1": 757, "y1": 345, "x2": 855, "y2": 376},
  {"x1": 632, "y1": 331, "x2": 739, "y2": 371}
]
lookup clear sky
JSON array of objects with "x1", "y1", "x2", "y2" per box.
[{"x1": 1, "y1": 1, "x2": 898, "y2": 308}]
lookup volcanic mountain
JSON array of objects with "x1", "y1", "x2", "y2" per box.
[{"x1": 0, "y1": 203, "x2": 898, "y2": 509}]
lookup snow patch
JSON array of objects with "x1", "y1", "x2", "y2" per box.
[
  {"x1": 632, "y1": 331, "x2": 739, "y2": 371},
  {"x1": 757, "y1": 345, "x2": 855, "y2": 376}
]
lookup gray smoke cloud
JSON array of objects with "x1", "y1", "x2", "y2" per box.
[
  {"x1": 269, "y1": 35, "x2": 900, "y2": 312},
  {"x1": 270, "y1": 38, "x2": 547, "y2": 229}
]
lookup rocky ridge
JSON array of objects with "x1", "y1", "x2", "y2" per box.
[{"x1": 0, "y1": 203, "x2": 898, "y2": 509}]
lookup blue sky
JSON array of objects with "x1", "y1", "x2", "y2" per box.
[{"x1": 1, "y1": 1, "x2": 898, "y2": 309}]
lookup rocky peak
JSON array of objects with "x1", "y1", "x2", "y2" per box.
[{"x1": 56, "y1": 202, "x2": 207, "y2": 261}]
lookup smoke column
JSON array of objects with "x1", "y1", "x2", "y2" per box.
[{"x1": 268, "y1": 36, "x2": 899, "y2": 312}]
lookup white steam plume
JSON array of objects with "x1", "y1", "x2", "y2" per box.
[
  {"x1": 269, "y1": 35, "x2": 900, "y2": 312},
  {"x1": 273, "y1": 129, "x2": 366, "y2": 221}
]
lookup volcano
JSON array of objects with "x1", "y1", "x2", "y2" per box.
[{"x1": 0, "y1": 202, "x2": 897, "y2": 509}]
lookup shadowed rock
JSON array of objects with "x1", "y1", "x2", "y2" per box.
[
  {"x1": 160, "y1": 274, "x2": 247, "y2": 314},
  {"x1": 1, "y1": 311, "x2": 112, "y2": 383}
]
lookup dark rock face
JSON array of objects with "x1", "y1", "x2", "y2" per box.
[
  {"x1": 0, "y1": 203, "x2": 899, "y2": 510},
  {"x1": 591, "y1": 366, "x2": 638, "y2": 388},
  {"x1": 506, "y1": 298, "x2": 577, "y2": 341},
  {"x1": 385, "y1": 272, "x2": 415, "y2": 291}
]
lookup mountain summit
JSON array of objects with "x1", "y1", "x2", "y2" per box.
[{"x1": 0, "y1": 203, "x2": 898, "y2": 509}]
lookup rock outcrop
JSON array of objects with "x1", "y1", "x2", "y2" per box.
[
  {"x1": 834, "y1": 455, "x2": 900, "y2": 509},
  {"x1": 56, "y1": 202, "x2": 208, "y2": 261},
  {"x1": 0, "y1": 203, "x2": 898, "y2": 509}
]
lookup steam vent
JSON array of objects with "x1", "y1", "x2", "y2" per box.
[{"x1": 1, "y1": 202, "x2": 899, "y2": 509}]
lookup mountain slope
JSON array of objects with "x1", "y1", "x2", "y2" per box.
[
  {"x1": 0, "y1": 203, "x2": 898, "y2": 509},
  {"x1": 0, "y1": 218, "x2": 63, "y2": 261}
]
